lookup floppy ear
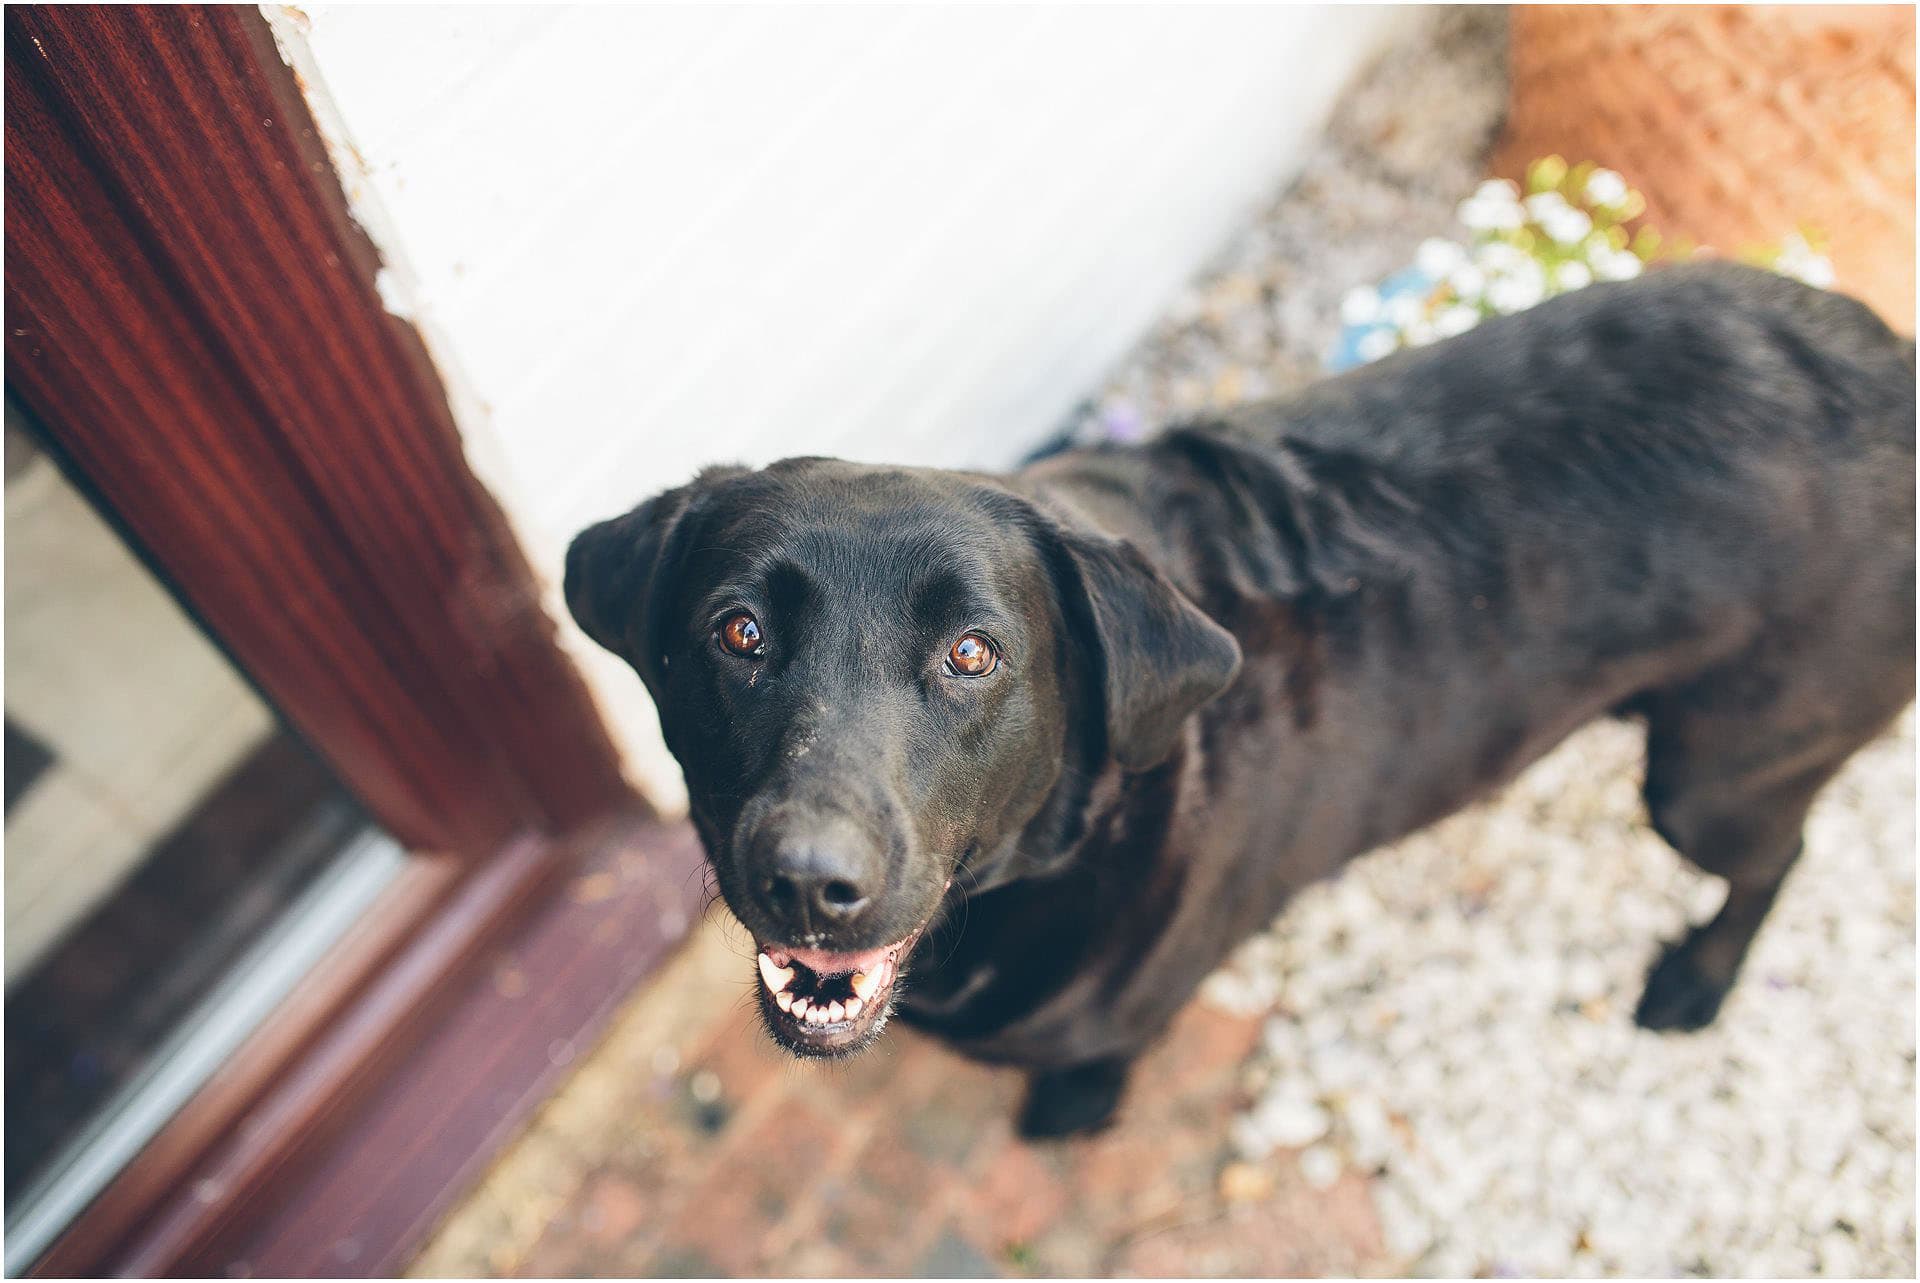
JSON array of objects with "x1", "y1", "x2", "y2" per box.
[
  {"x1": 1061, "y1": 532, "x2": 1243, "y2": 772},
  {"x1": 563, "y1": 466, "x2": 744, "y2": 687}
]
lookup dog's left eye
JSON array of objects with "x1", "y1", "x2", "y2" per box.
[
  {"x1": 719, "y1": 611, "x2": 765, "y2": 657},
  {"x1": 947, "y1": 631, "x2": 997, "y2": 677}
]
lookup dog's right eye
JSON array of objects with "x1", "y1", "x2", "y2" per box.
[
  {"x1": 719, "y1": 612, "x2": 765, "y2": 657},
  {"x1": 947, "y1": 631, "x2": 998, "y2": 677}
]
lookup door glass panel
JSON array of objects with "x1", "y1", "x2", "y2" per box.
[{"x1": 2, "y1": 400, "x2": 406, "y2": 1265}]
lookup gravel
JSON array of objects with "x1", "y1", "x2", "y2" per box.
[
  {"x1": 1206, "y1": 714, "x2": 1915, "y2": 1278},
  {"x1": 1075, "y1": 9, "x2": 1917, "y2": 1277}
]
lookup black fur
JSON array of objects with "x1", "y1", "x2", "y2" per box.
[{"x1": 567, "y1": 264, "x2": 1915, "y2": 1135}]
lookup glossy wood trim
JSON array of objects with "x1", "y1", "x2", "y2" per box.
[
  {"x1": 3, "y1": 3, "x2": 634, "y2": 857},
  {"x1": 211, "y1": 819, "x2": 708, "y2": 1279},
  {"x1": 24, "y1": 854, "x2": 468, "y2": 1279},
  {"x1": 110, "y1": 834, "x2": 567, "y2": 1278}
]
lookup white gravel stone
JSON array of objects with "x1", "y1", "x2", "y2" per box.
[
  {"x1": 1249, "y1": 1090, "x2": 1332, "y2": 1151},
  {"x1": 1299, "y1": 1144, "x2": 1344, "y2": 1191},
  {"x1": 1202, "y1": 713, "x2": 1915, "y2": 1277}
]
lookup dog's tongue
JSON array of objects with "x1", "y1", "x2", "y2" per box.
[{"x1": 770, "y1": 943, "x2": 895, "y2": 976}]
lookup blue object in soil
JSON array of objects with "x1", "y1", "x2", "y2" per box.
[{"x1": 1327, "y1": 265, "x2": 1436, "y2": 373}]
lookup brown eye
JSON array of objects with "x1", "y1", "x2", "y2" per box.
[
  {"x1": 947, "y1": 631, "x2": 997, "y2": 677},
  {"x1": 720, "y1": 612, "x2": 764, "y2": 656}
]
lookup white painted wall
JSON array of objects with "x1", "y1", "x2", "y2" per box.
[{"x1": 275, "y1": 4, "x2": 1405, "y2": 811}]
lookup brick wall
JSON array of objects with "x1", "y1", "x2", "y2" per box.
[{"x1": 1496, "y1": 5, "x2": 1915, "y2": 329}]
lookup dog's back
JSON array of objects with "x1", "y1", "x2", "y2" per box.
[
  {"x1": 1222, "y1": 263, "x2": 1913, "y2": 616},
  {"x1": 1051, "y1": 265, "x2": 1912, "y2": 820},
  {"x1": 1260, "y1": 262, "x2": 1915, "y2": 749},
  {"x1": 992, "y1": 263, "x2": 1913, "y2": 1071}
]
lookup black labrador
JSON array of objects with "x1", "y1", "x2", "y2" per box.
[{"x1": 566, "y1": 263, "x2": 1915, "y2": 1137}]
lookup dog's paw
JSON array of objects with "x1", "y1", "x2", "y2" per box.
[
  {"x1": 1018, "y1": 1060, "x2": 1131, "y2": 1140},
  {"x1": 1634, "y1": 942, "x2": 1730, "y2": 1032}
]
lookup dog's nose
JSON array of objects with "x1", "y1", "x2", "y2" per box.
[
  {"x1": 753, "y1": 814, "x2": 879, "y2": 934},
  {"x1": 764, "y1": 861, "x2": 871, "y2": 926}
]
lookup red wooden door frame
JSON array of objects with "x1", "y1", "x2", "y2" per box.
[{"x1": 5, "y1": 5, "x2": 691, "y2": 1273}]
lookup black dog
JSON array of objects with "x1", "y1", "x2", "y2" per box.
[{"x1": 567, "y1": 263, "x2": 1915, "y2": 1137}]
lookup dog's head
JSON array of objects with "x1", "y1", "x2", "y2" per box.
[{"x1": 565, "y1": 458, "x2": 1239, "y2": 1056}]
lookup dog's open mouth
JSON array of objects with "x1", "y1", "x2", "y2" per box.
[
  {"x1": 752, "y1": 875, "x2": 956, "y2": 1060},
  {"x1": 751, "y1": 879, "x2": 951, "y2": 1057},
  {"x1": 753, "y1": 933, "x2": 920, "y2": 1057}
]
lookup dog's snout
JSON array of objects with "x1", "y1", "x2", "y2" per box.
[
  {"x1": 764, "y1": 864, "x2": 871, "y2": 924},
  {"x1": 752, "y1": 812, "x2": 881, "y2": 936}
]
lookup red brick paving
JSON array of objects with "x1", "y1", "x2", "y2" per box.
[{"x1": 474, "y1": 978, "x2": 1386, "y2": 1277}]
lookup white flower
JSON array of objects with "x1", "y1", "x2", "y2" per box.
[
  {"x1": 1487, "y1": 270, "x2": 1546, "y2": 313},
  {"x1": 1475, "y1": 241, "x2": 1527, "y2": 273},
  {"x1": 1585, "y1": 168, "x2": 1629, "y2": 207},
  {"x1": 1524, "y1": 190, "x2": 1570, "y2": 221},
  {"x1": 1417, "y1": 237, "x2": 1467, "y2": 279},
  {"x1": 1447, "y1": 262, "x2": 1487, "y2": 300},
  {"x1": 1554, "y1": 260, "x2": 1593, "y2": 291},
  {"x1": 1788, "y1": 255, "x2": 1836, "y2": 288},
  {"x1": 1458, "y1": 196, "x2": 1524, "y2": 232},
  {"x1": 1341, "y1": 285, "x2": 1382, "y2": 326},
  {"x1": 1385, "y1": 292, "x2": 1424, "y2": 329},
  {"x1": 1433, "y1": 304, "x2": 1480, "y2": 338},
  {"x1": 1473, "y1": 178, "x2": 1521, "y2": 205},
  {"x1": 1403, "y1": 317, "x2": 1439, "y2": 348},
  {"x1": 1542, "y1": 206, "x2": 1594, "y2": 246},
  {"x1": 1356, "y1": 328, "x2": 1398, "y2": 362},
  {"x1": 1486, "y1": 277, "x2": 1539, "y2": 313},
  {"x1": 1484, "y1": 201, "x2": 1525, "y2": 231},
  {"x1": 1592, "y1": 248, "x2": 1643, "y2": 281},
  {"x1": 1774, "y1": 232, "x2": 1836, "y2": 288}
]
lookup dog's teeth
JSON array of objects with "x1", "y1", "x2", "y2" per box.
[
  {"x1": 808, "y1": 1006, "x2": 829, "y2": 1025},
  {"x1": 758, "y1": 953, "x2": 794, "y2": 993},
  {"x1": 845, "y1": 997, "x2": 864, "y2": 1018},
  {"x1": 790, "y1": 997, "x2": 809, "y2": 1018},
  {"x1": 775, "y1": 990, "x2": 793, "y2": 1012},
  {"x1": 850, "y1": 971, "x2": 879, "y2": 1001},
  {"x1": 827, "y1": 1001, "x2": 845, "y2": 1022}
]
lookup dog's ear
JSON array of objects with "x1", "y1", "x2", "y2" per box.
[
  {"x1": 1059, "y1": 532, "x2": 1242, "y2": 772},
  {"x1": 564, "y1": 466, "x2": 745, "y2": 686}
]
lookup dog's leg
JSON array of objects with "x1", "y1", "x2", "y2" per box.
[
  {"x1": 1632, "y1": 662, "x2": 1900, "y2": 1032},
  {"x1": 1018, "y1": 1056, "x2": 1133, "y2": 1139},
  {"x1": 1634, "y1": 834, "x2": 1803, "y2": 1032}
]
